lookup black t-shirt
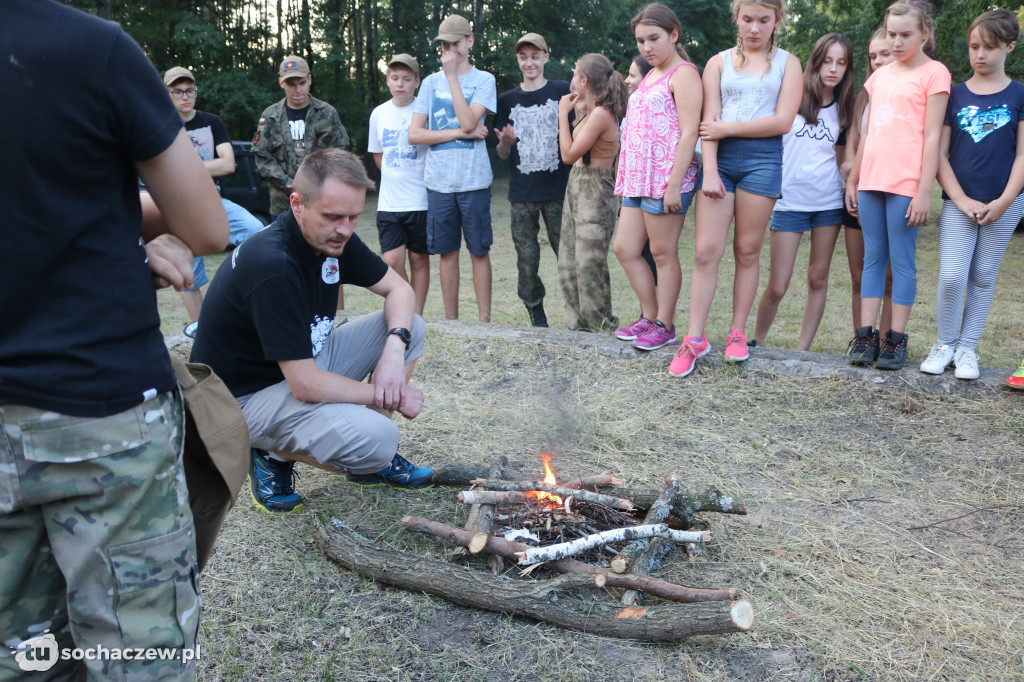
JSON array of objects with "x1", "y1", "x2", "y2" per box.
[
  {"x1": 1, "y1": 0, "x2": 184, "y2": 417},
  {"x1": 190, "y1": 210, "x2": 388, "y2": 397},
  {"x1": 493, "y1": 80, "x2": 572, "y2": 203},
  {"x1": 287, "y1": 104, "x2": 310, "y2": 141},
  {"x1": 185, "y1": 110, "x2": 230, "y2": 192}
]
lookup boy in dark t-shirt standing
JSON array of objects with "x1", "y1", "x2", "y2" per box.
[
  {"x1": 164, "y1": 66, "x2": 264, "y2": 333},
  {"x1": 493, "y1": 33, "x2": 571, "y2": 327}
]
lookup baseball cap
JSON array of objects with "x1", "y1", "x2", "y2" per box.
[
  {"x1": 279, "y1": 56, "x2": 311, "y2": 80},
  {"x1": 433, "y1": 15, "x2": 472, "y2": 42},
  {"x1": 163, "y1": 66, "x2": 195, "y2": 86},
  {"x1": 515, "y1": 33, "x2": 549, "y2": 53},
  {"x1": 387, "y1": 54, "x2": 419, "y2": 77}
]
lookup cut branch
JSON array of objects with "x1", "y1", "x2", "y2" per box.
[
  {"x1": 401, "y1": 516, "x2": 734, "y2": 603},
  {"x1": 457, "y1": 490, "x2": 530, "y2": 505},
  {"x1": 612, "y1": 476, "x2": 683, "y2": 575},
  {"x1": 515, "y1": 524, "x2": 708, "y2": 566},
  {"x1": 452, "y1": 455, "x2": 506, "y2": 561},
  {"x1": 469, "y1": 478, "x2": 635, "y2": 511},
  {"x1": 314, "y1": 516, "x2": 750, "y2": 641},
  {"x1": 561, "y1": 474, "x2": 625, "y2": 489}
]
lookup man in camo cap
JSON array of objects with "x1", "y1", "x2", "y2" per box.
[{"x1": 253, "y1": 55, "x2": 350, "y2": 217}]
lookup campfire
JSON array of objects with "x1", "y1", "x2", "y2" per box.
[{"x1": 312, "y1": 453, "x2": 754, "y2": 642}]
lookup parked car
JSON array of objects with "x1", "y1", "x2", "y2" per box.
[{"x1": 221, "y1": 140, "x2": 271, "y2": 226}]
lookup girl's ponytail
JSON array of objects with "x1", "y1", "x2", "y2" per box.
[{"x1": 577, "y1": 54, "x2": 628, "y2": 119}]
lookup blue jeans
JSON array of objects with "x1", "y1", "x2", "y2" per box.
[
  {"x1": 186, "y1": 198, "x2": 264, "y2": 291},
  {"x1": 857, "y1": 191, "x2": 917, "y2": 305}
]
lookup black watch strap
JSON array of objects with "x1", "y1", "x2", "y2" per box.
[{"x1": 387, "y1": 327, "x2": 412, "y2": 348}]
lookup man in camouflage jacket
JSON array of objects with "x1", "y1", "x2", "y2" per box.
[{"x1": 253, "y1": 55, "x2": 349, "y2": 216}]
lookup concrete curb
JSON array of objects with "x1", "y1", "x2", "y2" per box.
[{"x1": 167, "y1": 315, "x2": 1018, "y2": 398}]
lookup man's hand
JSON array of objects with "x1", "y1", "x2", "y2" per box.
[
  {"x1": 496, "y1": 123, "x2": 517, "y2": 146},
  {"x1": 464, "y1": 123, "x2": 488, "y2": 141},
  {"x1": 370, "y1": 339, "x2": 409, "y2": 412},
  {"x1": 441, "y1": 43, "x2": 459, "y2": 76},
  {"x1": 397, "y1": 385, "x2": 423, "y2": 419},
  {"x1": 145, "y1": 234, "x2": 194, "y2": 290}
]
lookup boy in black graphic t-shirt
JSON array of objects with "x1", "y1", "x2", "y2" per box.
[{"x1": 493, "y1": 32, "x2": 572, "y2": 326}]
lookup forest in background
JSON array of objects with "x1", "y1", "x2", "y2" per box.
[{"x1": 67, "y1": 0, "x2": 1024, "y2": 153}]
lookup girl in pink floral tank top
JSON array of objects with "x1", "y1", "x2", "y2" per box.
[{"x1": 612, "y1": 2, "x2": 703, "y2": 355}]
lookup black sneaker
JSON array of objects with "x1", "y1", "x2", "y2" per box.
[
  {"x1": 527, "y1": 303, "x2": 548, "y2": 328},
  {"x1": 249, "y1": 448, "x2": 304, "y2": 513},
  {"x1": 875, "y1": 330, "x2": 908, "y2": 370},
  {"x1": 847, "y1": 326, "x2": 879, "y2": 366},
  {"x1": 346, "y1": 453, "x2": 435, "y2": 489}
]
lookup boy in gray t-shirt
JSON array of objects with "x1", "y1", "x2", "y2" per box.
[{"x1": 409, "y1": 14, "x2": 497, "y2": 322}]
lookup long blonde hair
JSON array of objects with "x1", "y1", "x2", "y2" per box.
[{"x1": 730, "y1": 0, "x2": 785, "y2": 74}]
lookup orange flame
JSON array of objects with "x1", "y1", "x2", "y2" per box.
[{"x1": 534, "y1": 453, "x2": 562, "y2": 505}]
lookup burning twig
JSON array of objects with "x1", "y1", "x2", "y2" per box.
[
  {"x1": 611, "y1": 475, "x2": 683, "y2": 575},
  {"x1": 400, "y1": 516, "x2": 734, "y2": 603},
  {"x1": 514, "y1": 524, "x2": 710, "y2": 566},
  {"x1": 470, "y1": 478, "x2": 635, "y2": 511}
]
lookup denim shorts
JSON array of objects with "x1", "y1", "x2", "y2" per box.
[
  {"x1": 621, "y1": 189, "x2": 695, "y2": 216},
  {"x1": 770, "y1": 208, "x2": 844, "y2": 233},
  {"x1": 698, "y1": 136, "x2": 783, "y2": 198},
  {"x1": 426, "y1": 188, "x2": 493, "y2": 256}
]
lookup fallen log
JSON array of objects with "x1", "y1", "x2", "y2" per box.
[
  {"x1": 469, "y1": 479, "x2": 635, "y2": 511},
  {"x1": 400, "y1": 516, "x2": 733, "y2": 603},
  {"x1": 313, "y1": 516, "x2": 750, "y2": 641},
  {"x1": 612, "y1": 476, "x2": 683, "y2": 575},
  {"x1": 429, "y1": 465, "x2": 746, "y2": 517},
  {"x1": 515, "y1": 524, "x2": 709, "y2": 566}
]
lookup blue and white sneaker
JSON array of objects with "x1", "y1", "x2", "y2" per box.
[
  {"x1": 346, "y1": 454, "x2": 434, "y2": 490},
  {"x1": 249, "y1": 448, "x2": 304, "y2": 513},
  {"x1": 183, "y1": 321, "x2": 199, "y2": 339}
]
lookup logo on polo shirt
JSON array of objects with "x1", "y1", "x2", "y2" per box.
[{"x1": 322, "y1": 257, "x2": 340, "y2": 284}]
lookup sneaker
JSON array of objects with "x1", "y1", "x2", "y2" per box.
[
  {"x1": 724, "y1": 330, "x2": 749, "y2": 362},
  {"x1": 846, "y1": 326, "x2": 880, "y2": 366},
  {"x1": 183, "y1": 321, "x2": 199, "y2": 339},
  {"x1": 919, "y1": 344, "x2": 954, "y2": 375},
  {"x1": 668, "y1": 336, "x2": 710, "y2": 377},
  {"x1": 346, "y1": 453, "x2": 435, "y2": 489},
  {"x1": 633, "y1": 320, "x2": 677, "y2": 350},
  {"x1": 1007, "y1": 360, "x2": 1024, "y2": 390},
  {"x1": 249, "y1": 449, "x2": 304, "y2": 513},
  {"x1": 615, "y1": 316, "x2": 655, "y2": 341},
  {"x1": 875, "y1": 330, "x2": 908, "y2": 370},
  {"x1": 953, "y1": 348, "x2": 980, "y2": 380}
]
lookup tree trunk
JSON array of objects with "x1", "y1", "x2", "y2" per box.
[{"x1": 313, "y1": 516, "x2": 751, "y2": 642}]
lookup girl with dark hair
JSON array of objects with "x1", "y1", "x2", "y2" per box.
[
  {"x1": 613, "y1": 2, "x2": 702, "y2": 355},
  {"x1": 753, "y1": 33, "x2": 855, "y2": 350},
  {"x1": 556, "y1": 53, "x2": 629, "y2": 331}
]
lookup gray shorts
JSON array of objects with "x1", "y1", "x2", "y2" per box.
[{"x1": 237, "y1": 311, "x2": 426, "y2": 475}]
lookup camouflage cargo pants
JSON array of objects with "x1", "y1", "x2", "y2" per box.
[
  {"x1": 0, "y1": 391, "x2": 199, "y2": 681},
  {"x1": 510, "y1": 200, "x2": 562, "y2": 308},
  {"x1": 558, "y1": 166, "x2": 619, "y2": 332}
]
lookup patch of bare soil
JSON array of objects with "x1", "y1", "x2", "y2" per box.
[{"x1": 196, "y1": 328, "x2": 1024, "y2": 681}]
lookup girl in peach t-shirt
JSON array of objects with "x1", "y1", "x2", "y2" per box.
[{"x1": 844, "y1": 0, "x2": 950, "y2": 370}]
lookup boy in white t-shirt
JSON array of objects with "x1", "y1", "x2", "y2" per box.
[{"x1": 368, "y1": 54, "x2": 430, "y2": 314}]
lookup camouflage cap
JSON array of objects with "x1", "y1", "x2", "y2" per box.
[
  {"x1": 515, "y1": 33, "x2": 549, "y2": 53},
  {"x1": 163, "y1": 66, "x2": 195, "y2": 86},
  {"x1": 433, "y1": 14, "x2": 472, "y2": 42},
  {"x1": 279, "y1": 55, "x2": 311, "y2": 80},
  {"x1": 387, "y1": 53, "x2": 419, "y2": 77}
]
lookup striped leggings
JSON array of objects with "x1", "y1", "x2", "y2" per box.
[{"x1": 936, "y1": 193, "x2": 1024, "y2": 350}]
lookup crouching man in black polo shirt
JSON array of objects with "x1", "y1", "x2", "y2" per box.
[{"x1": 191, "y1": 148, "x2": 431, "y2": 513}]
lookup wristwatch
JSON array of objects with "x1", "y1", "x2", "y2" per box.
[{"x1": 387, "y1": 327, "x2": 412, "y2": 348}]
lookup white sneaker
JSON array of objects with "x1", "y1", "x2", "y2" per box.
[
  {"x1": 953, "y1": 348, "x2": 980, "y2": 380},
  {"x1": 920, "y1": 344, "x2": 954, "y2": 374}
]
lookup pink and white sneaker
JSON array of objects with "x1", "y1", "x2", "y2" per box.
[
  {"x1": 669, "y1": 336, "x2": 711, "y2": 377},
  {"x1": 724, "y1": 329, "x2": 749, "y2": 362},
  {"x1": 615, "y1": 316, "x2": 655, "y2": 341},
  {"x1": 634, "y1": 321, "x2": 677, "y2": 351}
]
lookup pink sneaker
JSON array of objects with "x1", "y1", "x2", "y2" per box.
[
  {"x1": 724, "y1": 329, "x2": 749, "y2": 362},
  {"x1": 634, "y1": 321, "x2": 677, "y2": 350},
  {"x1": 669, "y1": 336, "x2": 710, "y2": 377},
  {"x1": 615, "y1": 316, "x2": 655, "y2": 341}
]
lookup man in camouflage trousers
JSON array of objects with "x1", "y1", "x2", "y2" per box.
[
  {"x1": 1, "y1": 1, "x2": 228, "y2": 679},
  {"x1": 253, "y1": 55, "x2": 349, "y2": 217}
]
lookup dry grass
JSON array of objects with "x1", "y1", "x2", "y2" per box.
[
  {"x1": 157, "y1": 177, "x2": 1024, "y2": 371},
  {"x1": 195, "y1": 331, "x2": 1024, "y2": 681}
]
